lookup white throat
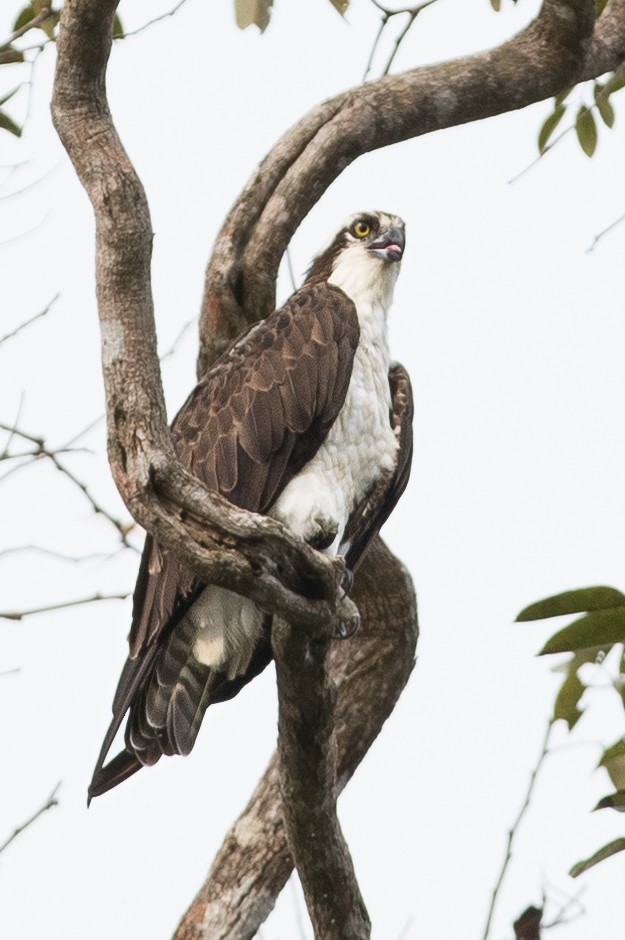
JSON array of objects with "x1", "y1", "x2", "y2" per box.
[{"x1": 327, "y1": 244, "x2": 399, "y2": 316}]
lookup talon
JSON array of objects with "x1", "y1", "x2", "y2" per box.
[
  {"x1": 341, "y1": 567, "x2": 354, "y2": 595},
  {"x1": 333, "y1": 611, "x2": 360, "y2": 640}
]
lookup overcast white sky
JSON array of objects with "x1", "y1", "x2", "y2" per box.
[{"x1": 1, "y1": 1, "x2": 625, "y2": 938}]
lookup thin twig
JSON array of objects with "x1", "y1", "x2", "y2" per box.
[
  {"x1": 396, "y1": 915, "x2": 415, "y2": 939},
  {"x1": 0, "y1": 7, "x2": 52, "y2": 51},
  {"x1": 285, "y1": 246, "x2": 298, "y2": 294},
  {"x1": 0, "y1": 421, "x2": 136, "y2": 548},
  {"x1": 0, "y1": 667, "x2": 21, "y2": 678},
  {"x1": 160, "y1": 317, "x2": 196, "y2": 362},
  {"x1": 0, "y1": 214, "x2": 49, "y2": 247},
  {"x1": 0, "y1": 394, "x2": 25, "y2": 460},
  {"x1": 120, "y1": 0, "x2": 191, "y2": 39},
  {"x1": 0, "y1": 295, "x2": 59, "y2": 347},
  {"x1": 0, "y1": 543, "x2": 116, "y2": 563},
  {"x1": 482, "y1": 720, "x2": 554, "y2": 940},
  {"x1": 365, "y1": 0, "x2": 439, "y2": 79},
  {"x1": 510, "y1": 64, "x2": 625, "y2": 185},
  {"x1": 586, "y1": 210, "x2": 625, "y2": 252},
  {"x1": 0, "y1": 592, "x2": 130, "y2": 621},
  {"x1": 0, "y1": 162, "x2": 60, "y2": 201},
  {"x1": 60, "y1": 414, "x2": 104, "y2": 448},
  {"x1": 0, "y1": 783, "x2": 61, "y2": 856}
]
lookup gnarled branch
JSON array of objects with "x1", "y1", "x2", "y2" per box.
[{"x1": 174, "y1": 539, "x2": 418, "y2": 940}]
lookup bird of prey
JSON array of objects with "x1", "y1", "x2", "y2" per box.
[{"x1": 89, "y1": 211, "x2": 413, "y2": 800}]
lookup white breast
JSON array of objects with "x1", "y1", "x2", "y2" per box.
[{"x1": 271, "y1": 248, "x2": 400, "y2": 552}]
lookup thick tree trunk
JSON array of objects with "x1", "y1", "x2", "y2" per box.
[
  {"x1": 50, "y1": 0, "x2": 625, "y2": 936},
  {"x1": 175, "y1": 538, "x2": 418, "y2": 940}
]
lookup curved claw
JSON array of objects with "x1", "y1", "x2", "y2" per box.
[
  {"x1": 333, "y1": 595, "x2": 360, "y2": 640},
  {"x1": 341, "y1": 567, "x2": 354, "y2": 596}
]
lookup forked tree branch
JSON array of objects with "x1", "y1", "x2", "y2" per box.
[
  {"x1": 175, "y1": 539, "x2": 418, "y2": 940},
  {"x1": 198, "y1": 0, "x2": 622, "y2": 370},
  {"x1": 52, "y1": 0, "x2": 347, "y2": 637},
  {"x1": 50, "y1": 0, "x2": 625, "y2": 937}
]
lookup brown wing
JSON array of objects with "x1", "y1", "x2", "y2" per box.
[
  {"x1": 88, "y1": 283, "x2": 359, "y2": 799},
  {"x1": 341, "y1": 362, "x2": 413, "y2": 572}
]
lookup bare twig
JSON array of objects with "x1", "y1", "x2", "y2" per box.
[
  {"x1": 120, "y1": 0, "x2": 191, "y2": 39},
  {"x1": 0, "y1": 295, "x2": 59, "y2": 347},
  {"x1": 482, "y1": 720, "x2": 554, "y2": 940},
  {"x1": 0, "y1": 783, "x2": 61, "y2": 856},
  {"x1": 0, "y1": 543, "x2": 116, "y2": 563},
  {"x1": 0, "y1": 421, "x2": 136, "y2": 548},
  {"x1": 273, "y1": 609, "x2": 371, "y2": 938},
  {"x1": 0, "y1": 162, "x2": 60, "y2": 201},
  {"x1": 159, "y1": 317, "x2": 196, "y2": 362},
  {"x1": 285, "y1": 246, "x2": 298, "y2": 293},
  {"x1": 0, "y1": 667, "x2": 21, "y2": 678},
  {"x1": 0, "y1": 214, "x2": 49, "y2": 247},
  {"x1": 586, "y1": 210, "x2": 625, "y2": 251},
  {"x1": 0, "y1": 592, "x2": 130, "y2": 621},
  {"x1": 364, "y1": 0, "x2": 439, "y2": 80}
]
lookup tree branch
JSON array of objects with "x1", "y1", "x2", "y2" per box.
[
  {"x1": 49, "y1": 1, "x2": 625, "y2": 935},
  {"x1": 199, "y1": 0, "x2": 605, "y2": 368},
  {"x1": 174, "y1": 539, "x2": 418, "y2": 940},
  {"x1": 0, "y1": 783, "x2": 60, "y2": 856},
  {"x1": 51, "y1": 0, "x2": 347, "y2": 634},
  {"x1": 272, "y1": 614, "x2": 370, "y2": 938}
]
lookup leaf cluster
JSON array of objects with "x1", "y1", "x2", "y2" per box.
[
  {"x1": 537, "y1": 67, "x2": 625, "y2": 159},
  {"x1": 518, "y1": 585, "x2": 625, "y2": 877}
]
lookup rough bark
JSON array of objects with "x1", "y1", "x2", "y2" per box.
[
  {"x1": 52, "y1": 0, "x2": 348, "y2": 635},
  {"x1": 197, "y1": 0, "x2": 625, "y2": 371},
  {"x1": 174, "y1": 538, "x2": 418, "y2": 940},
  {"x1": 49, "y1": 0, "x2": 625, "y2": 937}
]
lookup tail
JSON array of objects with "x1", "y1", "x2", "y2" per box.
[{"x1": 88, "y1": 749, "x2": 143, "y2": 804}]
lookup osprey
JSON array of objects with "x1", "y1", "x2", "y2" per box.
[{"x1": 89, "y1": 211, "x2": 413, "y2": 800}]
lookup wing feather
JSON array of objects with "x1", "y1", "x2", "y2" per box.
[{"x1": 89, "y1": 282, "x2": 359, "y2": 797}]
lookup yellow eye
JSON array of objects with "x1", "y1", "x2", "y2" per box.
[{"x1": 352, "y1": 220, "x2": 371, "y2": 238}]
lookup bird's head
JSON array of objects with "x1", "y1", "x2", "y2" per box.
[{"x1": 305, "y1": 212, "x2": 405, "y2": 304}]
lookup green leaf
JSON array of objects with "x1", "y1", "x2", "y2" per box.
[
  {"x1": 595, "y1": 791, "x2": 625, "y2": 812},
  {"x1": 490, "y1": 0, "x2": 501, "y2": 10},
  {"x1": 517, "y1": 586, "x2": 625, "y2": 622},
  {"x1": 0, "y1": 48, "x2": 25, "y2": 65},
  {"x1": 604, "y1": 67, "x2": 625, "y2": 97},
  {"x1": 112, "y1": 14, "x2": 124, "y2": 38},
  {"x1": 599, "y1": 739, "x2": 625, "y2": 789},
  {"x1": 538, "y1": 104, "x2": 565, "y2": 154},
  {"x1": 596, "y1": 96, "x2": 615, "y2": 128},
  {"x1": 596, "y1": 0, "x2": 609, "y2": 13},
  {"x1": 328, "y1": 0, "x2": 349, "y2": 13},
  {"x1": 553, "y1": 670, "x2": 585, "y2": 729},
  {"x1": 13, "y1": 5, "x2": 35, "y2": 32},
  {"x1": 235, "y1": 0, "x2": 273, "y2": 32},
  {"x1": 570, "y1": 838, "x2": 625, "y2": 877},
  {"x1": 0, "y1": 109, "x2": 22, "y2": 137},
  {"x1": 576, "y1": 105, "x2": 598, "y2": 157},
  {"x1": 540, "y1": 610, "x2": 625, "y2": 655}
]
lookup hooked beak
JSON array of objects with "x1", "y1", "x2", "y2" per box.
[{"x1": 368, "y1": 226, "x2": 405, "y2": 262}]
